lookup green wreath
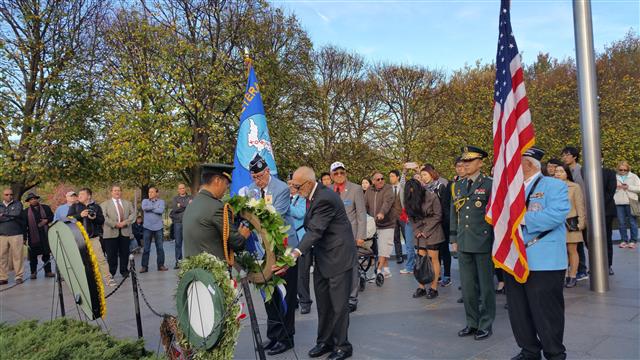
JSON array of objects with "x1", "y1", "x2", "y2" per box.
[{"x1": 227, "y1": 195, "x2": 296, "y2": 302}]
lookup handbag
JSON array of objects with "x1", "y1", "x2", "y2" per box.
[
  {"x1": 565, "y1": 216, "x2": 580, "y2": 232},
  {"x1": 630, "y1": 198, "x2": 640, "y2": 217},
  {"x1": 413, "y1": 254, "x2": 434, "y2": 285}
]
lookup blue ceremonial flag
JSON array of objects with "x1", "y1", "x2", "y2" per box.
[{"x1": 231, "y1": 62, "x2": 278, "y2": 195}]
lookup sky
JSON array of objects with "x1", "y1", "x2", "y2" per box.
[{"x1": 270, "y1": 0, "x2": 639, "y2": 71}]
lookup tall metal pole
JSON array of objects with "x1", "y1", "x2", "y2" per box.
[{"x1": 572, "y1": 0, "x2": 608, "y2": 293}]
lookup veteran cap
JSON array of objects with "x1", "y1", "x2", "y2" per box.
[
  {"x1": 460, "y1": 146, "x2": 488, "y2": 161},
  {"x1": 249, "y1": 154, "x2": 268, "y2": 173},
  {"x1": 200, "y1": 163, "x2": 234, "y2": 182},
  {"x1": 330, "y1": 161, "x2": 346, "y2": 172},
  {"x1": 24, "y1": 192, "x2": 41, "y2": 201},
  {"x1": 523, "y1": 147, "x2": 545, "y2": 161}
]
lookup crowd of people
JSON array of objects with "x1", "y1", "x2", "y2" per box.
[{"x1": 0, "y1": 145, "x2": 638, "y2": 360}]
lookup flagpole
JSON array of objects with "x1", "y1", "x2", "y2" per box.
[
  {"x1": 572, "y1": 0, "x2": 608, "y2": 293},
  {"x1": 244, "y1": 47, "x2": 252, "y2": 75}
]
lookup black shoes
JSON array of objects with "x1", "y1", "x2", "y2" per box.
[
  {"x1": 426, "y1": 288, "x2": 438, "y2": 299},
  {"x1": 510, "y1": 352, "x2": 541, "y2": 360},
  {"x1": 308, "y1": 343, "x2": 333, "y2": 358},
  {"x1": 262, "y1": 339, "x2": 277, "y2": 350},
  {"x1": 458, "y1": 326, "x2": 477, "y2": 337},
  {"x1": 474, "y1": 328, "x2": 492, "y2": 340},
  {"x1": 348, "y1": 303, "x2": 357, "y2": 313},
  {"x1": 457, "y1": 297, "x2": 464, "y2": 303},
  {"x1": 301, "y1": 303, "x2": 311, "y2": 314},
  {"x1": 139, "y1": 267, "x2": 148, "y2": 273},
  {"x1": 328, "y1": 349, "x2": 352, "y2": 360},
  {"x1": 267, "y1": 341, "x2": 293, "y2": 356},
  {"x1": 412, "y1": 288, "x2": 426, "y2": 298},
  {"x1": 609, "y1": 267, "x2": 615, "y2": 275}
]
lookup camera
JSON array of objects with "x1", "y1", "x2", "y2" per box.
[{"x1": 87, "y1": 204, "x2": 98, "y2": 217}]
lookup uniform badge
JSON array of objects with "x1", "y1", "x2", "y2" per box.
[
  {"x1": 530, "y1": 192, "x2": 544, "y2": 199},
  {"x1": 528, "y1": 202, "x2": 543, "y2": 212},
  {"x1": 474, "y1": 189, "x2": 486, "y2": 195},
  {"x1": 264, "y1": 194, "x2": 273, "y2": 205},
  {"x1": 475, "y1": 200, "x2": 482, "y2": 208}
]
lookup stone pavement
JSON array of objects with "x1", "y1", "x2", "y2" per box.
[{"x1": 0, "y1": 241, "x2": 638, "y2": 360}]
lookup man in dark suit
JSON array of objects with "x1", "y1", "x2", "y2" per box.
[
  {"x1": 602, "y1": 165, "x2": 617, "y2": 275},
  {"x1": 275, "y1": 166, "x2": 356, "y2": 360}
]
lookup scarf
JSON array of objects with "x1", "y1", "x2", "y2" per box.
[
  {"x1": 424, "y1": 181, "x2": 441, "y2": 193},
  {"x1": 27, "y1": 204, "x2": 48, "y2": 245}
]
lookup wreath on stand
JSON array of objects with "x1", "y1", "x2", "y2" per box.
[{"x1": 161, "y1": 195, "x2": 295, "y2": 360}]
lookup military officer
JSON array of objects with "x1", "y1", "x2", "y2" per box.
[
  {"x1": 450, "y1": 146, "x2": 495, "y2": 341},
  {"x1": 507, "y1": 148, "x2": 569, "y2": 360},
  {"x1": 182, "y1": 164, "x2": 251, "y2": 260}
]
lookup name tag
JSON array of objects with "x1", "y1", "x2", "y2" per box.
[
  {"x1": 265, "y1": 194, "x2": 273, "y2": 205},
  {"x1": 343, "y1": 199, "x2": 353, "y2": 207}
]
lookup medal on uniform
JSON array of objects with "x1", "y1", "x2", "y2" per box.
[{"x1": 475, "y1": 200, "x2": 482, "y2": 208}]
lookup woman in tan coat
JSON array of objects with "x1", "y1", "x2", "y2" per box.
[
  {"x1": 554, "y1": 164, "x2": 586, "y2": 288},
  {"x1": 404, "y1": 178, "x2": 444, "y2": 299}
]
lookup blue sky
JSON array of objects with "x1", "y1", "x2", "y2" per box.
[{"x1": 271, "y1": 0, "x2": 639, "y2": 71}]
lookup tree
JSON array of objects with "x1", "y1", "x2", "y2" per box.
[{"x1": 0, "y1": 0, "x2": 106, "y2": 198}]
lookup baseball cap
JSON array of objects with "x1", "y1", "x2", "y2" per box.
[
  {"x1": 66, "y1": 191, "x2": 77, "y2": 197},
  {"x1": 330, "y1": 161, "x2": 346, "y2": 172}
]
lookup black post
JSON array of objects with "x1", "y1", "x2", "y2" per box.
[
  {"x1": 56, "y1": 265, "x2": 65, "y2": 317},
  {"x1": 129, "y1": 254, "x2": 143, "y2": 338},
  {"x1": 240, "y1": 276, "x2": 266, "y2": 360}
]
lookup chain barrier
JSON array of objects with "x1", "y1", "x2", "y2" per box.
[
  {"x1": 105, "y1": 274, "x2": 129, "y2": 299},
  {"x1": 133, "y1": 271, "x2": 166, "y2": 318},
  {"x1": 0, "y1": 258, "x2": 53, "y2": 293}
]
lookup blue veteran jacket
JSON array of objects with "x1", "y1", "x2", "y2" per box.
[
  {"x1": 523, "y1": 173, "x2": 570, "y2": 271},
  {"x1": 246, "y1": 176, "x2": 298, "y2": 248},
  {"x1": 289, "y1": 194, "x2": 306, "y2": 241}
]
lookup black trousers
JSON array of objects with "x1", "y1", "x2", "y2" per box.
[
  {"x1": 29, "y1": 246, "x2": 52, "y2": 274},
  {"x1": 266, "y1": 264, "x2": 298, "y2": 345},
  {"x1": 577, "y1": 229, "x2": 588, "y2": 274},
  {"x1": 605, "y1": 216, "x2": 614, "y2": 267},
  {"x1": 393, "y1": 219, "x2": 405, "y2": 259},
  {"x1": 297, "y1": 249, "x2": 313, "y2": 306},
  {"x1": 495, "y1": 268, "x2": 504, "y2": 283},
  {"x1": 505, "y1": 270, "x2": 566, "y2": 360},
  {"x1": 438, "y1": 239, "x2": 452, "y2": 277},
  {"x1": 315, "y1": 268, "x2": 352, "y2": 353},
  {"x1": 104, "y1": 235, "x2": 130, "y2": 276}
]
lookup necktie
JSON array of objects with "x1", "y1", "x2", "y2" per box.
[
  {"x1": 116, "y1": 199, "x2": 125, "y2": 223},
  {"x1": 394, "y1": 186, "x2": 398, "y2": 197},
  {"x1": 467, "y1": 179, "x2": 474, "y2": 193},
  {"x1": 306, "y1": 199, "x2": 310, "y2": 209},
  {"x1": 260, "y1": 188, "x2": 265, "y2": 199}
]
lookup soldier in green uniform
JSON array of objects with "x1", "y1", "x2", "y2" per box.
[
  {"x1": 450, "y1": 146, "x2": 495, "y2": 341},
  {"x1": 183, "y1": 164, "x2": 251, "y2": 260}
]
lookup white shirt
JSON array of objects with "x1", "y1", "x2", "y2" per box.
[{"x1": 112, "y1": 198, "x2": 124, "y2": 222}]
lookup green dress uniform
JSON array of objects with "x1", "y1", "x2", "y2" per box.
[
  {"x1": 182, "y1": 164, "x2": 246, "y2": 260},
  {"x1": 450, "y1": 147, "x2": 496, "y2": 336}
]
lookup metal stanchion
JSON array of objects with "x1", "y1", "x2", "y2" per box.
[
  {"x1": 56, "y1": 265, "x2": 65, "y2": 317},
  {"x1": 240, "y1": 271, "x2": 266, "y2": 360},
  {"x1": 129, "y1": 254, "x2": 143, "y2": 338}
]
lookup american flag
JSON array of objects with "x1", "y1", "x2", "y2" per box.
[{"x1": 486, "y1": 0, "x2": 535, "y2": 283}]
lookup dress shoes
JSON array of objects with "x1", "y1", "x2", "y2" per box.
[
  {"x1": 262, "y1": 339, "x2": 277, "y2": 350},
  {"x1": 308, "y1": 343, "x2": 333, "y2": 358},
  {"x1": 30, "y1": 273, "x2": 37, "y2": 279},
  {"x1": 158, "y1": 266, "x2": 169, "y2": 271},
  {"x1": 301, "y1": 304, "x2": 311, "y2": 314},
  {"x1": 348, "y1": 303, "x2": 357, "y2": 313},
  {"x1": 328, "y1": 349, "x2": 352, "y2": 360},
  {"x1": 0, "y1": 280, "x2": 8, "y2": 285},
  {"x1": 139, "y1": 267, "x2": 148, "y2": 273},
  {"x1": 474, "y1": 328, "x2": 492, "y2": 340},
  {"x1": 267, "y1": 341, "x2": 293, "y2": 356},
  {"x1": 510, "y1": 352, "x2": 541, "y2": 360},
  {"x1": 45, "y1": 272, "x2": 55, "y2": 278},
  {"x1": 457, "y1": 326, "x2": 477, "y2": 337},
  {"x1": 15, "y1": 278, "x2": 23, "y2": 284}
]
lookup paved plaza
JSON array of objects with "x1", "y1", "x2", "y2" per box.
[{"x1": 1, "y1": 239, "x2": 638, "y2": 360}]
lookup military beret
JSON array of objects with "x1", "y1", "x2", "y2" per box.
[
  {"x1": 249, "y1": 154, "x2": 268, "y2": 173},
  {"x1": 201, "y1": 163, "x2": 234, "y2": 182},
  {"x1": 523, "y1": 147, "x2": 545, "y2": 161},
  {"x1": 460, "y1": 146, "x2": 488, "y2": 161}
]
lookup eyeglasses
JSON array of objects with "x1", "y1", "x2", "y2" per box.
[
  {"x1": 251, "y1": 171, "x2": 268, "y2": 180},
  {"x1": 373, "y1": 178, "x2": 384, "y2": 182},
  {"x1": 333, "y1": 171, "x2": 346, "y2": 176},
  {"x1": 618, "y1": 169, "x2": 629, "y2": 172},
  {"x1": 3, "y1": 193, "x2": 12, "y2": 196},
  {"x1": 289, "y1": 180, "x2": 309, "y2": 191}
]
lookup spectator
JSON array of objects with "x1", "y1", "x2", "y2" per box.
[
  {"x1": 389, "y1": 169, "x2": 405, "y2": 264},
  {"x1": 0, "y1": 188, "x2": 25, "y2": 285},
  {"x1": 560, "y1": 146, "x2": 588, "y2": 281},
  {"x1": 320, "y1": 172, "x2": 332, "y2": 187},
  {"x1": 361, "y1": 178, "x2": 371, "y2": 193},
  {"x1": 53, "y1": 191, "x2": 77, "y2": 221},
  {"x1": 544, "y1": 158, "x2": 563, "y2": 177},
  {"x1": 400, "y1": 162, "x2": 420, "y2": 275},
  {"x1": 364, "y1": 171, "x2": 396, "y2": 278},
  {"x1": 22, "y1": 192, "x2": 54, "y2": 279},
  {"x1": 554, "y1": 165, "x2": 586, "y2": 288},
  {"x1": 331, "y1": 161, "x2": 367, "y2": 313},
  {"x1": 132, "y1": 216, "x2": 144, "y2": 252},
  {"x1": 140, "y1": 186, "x2": 168, "y2": 273},
  {"x1": 405, "y1": 178, "x2": 444, "y2": 299},
  {"x1": 420, "y1": 164, "x2": 452, "y2": 287},
  {"x1": 601, "y1": 160, "x2": 618, "y2": 275},
  {"x1": 68, "y1": 188, "x2": 112, "y2": 286},
  {"x1": 101, "y1": 185, "x2": 136, "y2": 278},
  {"x1": 169, "y1": 183, "x2": 192, "y2": 269},
  {"x1": 615, "y1": 161, "x2": 639, "y2": 249}
]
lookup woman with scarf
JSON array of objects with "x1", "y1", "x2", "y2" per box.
[
  {"x1": 405, "y1": 178, "x2": 444, "y2": 299},
  {"x1": 22, "y1": 193, "x2": 54, "y2": 279}
]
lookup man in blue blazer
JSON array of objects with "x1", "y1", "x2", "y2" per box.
[
  {"x1": 506, "y1": 147, "x2": 570, "y2": 360},
  {"x1": 245, "y1": 154, "x2": 298, "y2": 356}
]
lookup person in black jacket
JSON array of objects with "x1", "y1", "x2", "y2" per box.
[
  {"x1": 132, "y1": 216, "x2": 144, "y2": 253},
  {"x1": 22, "y1": 192, "x2": 54, "y2": 279},
  {"x1": 68, "y1": 188, "x2": 112, "y2": 286},
  {"x1": 277, "y1": 166, "x2": 356, "y2": 360},
  {"x1": 602, "y1": 165, "x2": 618, "y2": 275}
]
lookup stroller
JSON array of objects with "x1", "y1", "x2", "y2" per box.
[{"x1": 357, "y1": 215, "x2": 384, "y2": 291}]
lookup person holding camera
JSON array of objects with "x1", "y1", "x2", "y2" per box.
[{"x1": 68, "y1": 188, "x2": 112, "y2": 286}]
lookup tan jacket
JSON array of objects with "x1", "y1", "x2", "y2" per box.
[
  {"x1": 566, "y1": 181, "x2": 586, "y2": 243},
  {"x1": 100, "y1": 198, "x2": 136, "y2": 238}
]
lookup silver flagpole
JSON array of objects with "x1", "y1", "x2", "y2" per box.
[{"x1": 572, "y1": 0, "x2": 608, "y2": 293}]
